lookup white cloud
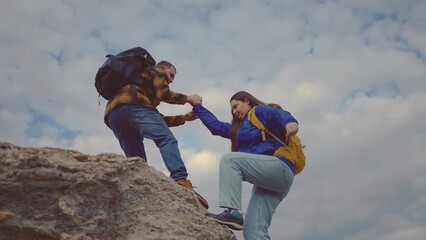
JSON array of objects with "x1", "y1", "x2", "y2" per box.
[
  {"x1": 71, "y1": 134, "x2": 123, "y2": 155},
  {"x1": 185, "y1": 150, "x2": 220, "y2": 173},
  {"x1": 1, "y1": 0, "x2": 425, "y2": 239},
  {"x1": 0, "y1": 108, "x2": 30, "y2": 141}
]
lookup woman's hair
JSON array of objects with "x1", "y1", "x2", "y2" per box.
[
  {"x1": 229, "y1": 91, "x2": 265, "y2": 151},
  {"x1": 229, "y1": 91, "x2": 283, "y2": 151}
]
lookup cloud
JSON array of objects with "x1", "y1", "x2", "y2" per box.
[
  {"x1": 186, "y1": 150, "x2": 220, "y2": 172},
  {"x1": 1, "y1": 0, "x2": 425, "y2": 239}
]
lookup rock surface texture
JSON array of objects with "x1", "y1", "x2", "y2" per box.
[{"x1": 0, "y1": 142, "x2": 235, "y2": 240}]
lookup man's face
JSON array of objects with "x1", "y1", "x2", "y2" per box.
[{"x1": 166, "y1": 67, "x2": 176, "y2": 84}]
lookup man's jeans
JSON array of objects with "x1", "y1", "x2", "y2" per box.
[
  {"x1": 108, "y1": 105, "x2": 188, "y2": 180},
  {"x1": 219, "y1": 152, "x2": 294, "y2": 240}
]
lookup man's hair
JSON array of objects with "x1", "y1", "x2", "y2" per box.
[{"x1": 157, "y1": 60, "x2": 176, "y2": 73}]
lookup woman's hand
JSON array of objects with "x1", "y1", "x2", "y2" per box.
[{"x1": 285, "y1": 122, "x2": 298, "y2": 137}]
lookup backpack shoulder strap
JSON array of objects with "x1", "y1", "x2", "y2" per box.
[{"x1": 247, "y1": 107, "x2": 286, "y2": 146}]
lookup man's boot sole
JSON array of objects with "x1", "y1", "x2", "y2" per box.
[
  {"x1": 194, "y1": 191, "x2": 209, "y2": 209},
  {"x1": 175, "y1": 180, "x2": 209, "y2": 209}
]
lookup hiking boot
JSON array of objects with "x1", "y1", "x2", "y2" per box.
[
  {"x1": 206, "y1": 209, "x2": 244, "y2": 231},
  {"x1": 175, "y1": 178, "x2": 209, "y2": 209}
]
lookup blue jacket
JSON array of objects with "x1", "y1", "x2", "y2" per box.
[{"x1": 192, "y1": 104, "x2": 298, "y2": 172}]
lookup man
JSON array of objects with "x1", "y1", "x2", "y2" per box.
[{"x1": 104, "y1": 60, "x2": 208, "y2": 209}]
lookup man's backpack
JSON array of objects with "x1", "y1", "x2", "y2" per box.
[
  {"x1": 247, "y1": 106, "x2": 306, "y2": 175},
  {"x1": 95, "y1": 47, "x2": 156, "y2": 101}
]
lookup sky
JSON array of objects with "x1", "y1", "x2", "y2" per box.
[{"x1": 1, "y1": 0, "x2": 426, "y2": 239}]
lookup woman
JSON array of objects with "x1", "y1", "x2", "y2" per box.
[{"x1": 192, "y1": 91, "x2": 298, "y2": 239}]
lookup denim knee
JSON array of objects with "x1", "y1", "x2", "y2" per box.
[{"x1": 220, "y1": 152, "x2": 234, "y2": 161}]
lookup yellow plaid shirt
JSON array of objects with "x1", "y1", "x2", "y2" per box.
[{"x1": 104, "y1": 65, "x2": 188, "y2": 127}]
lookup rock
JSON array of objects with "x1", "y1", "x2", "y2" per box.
[{"x1": 0, "y1": 142, "x2": 235, "y2": 240}]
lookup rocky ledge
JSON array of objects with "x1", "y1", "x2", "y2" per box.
[{"x1": 0, "y1": 142, "x2": 235, "y2": 240}]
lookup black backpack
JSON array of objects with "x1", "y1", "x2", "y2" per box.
[{"x1": 95, "y1": 47, "x2": 156, "y2": 101}]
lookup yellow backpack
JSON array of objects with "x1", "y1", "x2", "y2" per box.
[{"x1": 247, "y1": 107, "x2": 306, "y2": 175}]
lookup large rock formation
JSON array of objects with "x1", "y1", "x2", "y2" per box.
[{"x1": 0, "y1": 142, "x2": 236, "y2": 240}]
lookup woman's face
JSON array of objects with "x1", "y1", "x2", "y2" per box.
[{"x1": 230, "y1": 99, "x2": 251, "y2": 119}]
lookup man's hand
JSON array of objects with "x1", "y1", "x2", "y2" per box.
[
  {"x1": 285, "y1": 122, "x2": 299, "y2": 137},
  {"x1": 187, "y1": 94, "x2": 202, "y2": 106},
  {"x1": 183, "y1": 111, "x2": 198, "y2": 122}
]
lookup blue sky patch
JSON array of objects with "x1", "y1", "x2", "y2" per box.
[{"x1": 26, "y1": 107, "x2": 80, "y2": 141}]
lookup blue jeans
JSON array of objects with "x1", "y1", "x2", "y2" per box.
[
  {"x1": 108, "y1": 105, "x2": 188, "y2": 180},
  {"x1": 218, "y1": 152, "x2": 294, "y2": 240}
]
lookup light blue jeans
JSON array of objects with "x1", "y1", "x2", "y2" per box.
[
  {"x1": 108, "y1": 105, "x2": 188, "y2": 180},
  {"x1": 219, "y1": 152, "x2": 294, "y2": 240}
]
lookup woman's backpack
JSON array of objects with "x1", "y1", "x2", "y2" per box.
[{"x1": 247, "y1": 106, "x2": 306, "y2": 175}]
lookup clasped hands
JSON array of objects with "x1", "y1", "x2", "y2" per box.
[
  {"x1": 187, "y1": 94, "x2": 202, "y2": 106},
  {"x1": 183, "y1": 94, "x2": 203, "y2": 122}
]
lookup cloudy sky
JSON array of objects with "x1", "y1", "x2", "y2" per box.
[{"x1": 1, "y1": 0, "x2": 426, "y2": 239}]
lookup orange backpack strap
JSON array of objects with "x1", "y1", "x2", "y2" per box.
[
  {"x1": 247, "y1": 107, "x2": 286, "y2": 146},
  {"x1": 247, "y1": 106, "x2": 306, "y2": 175}
]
